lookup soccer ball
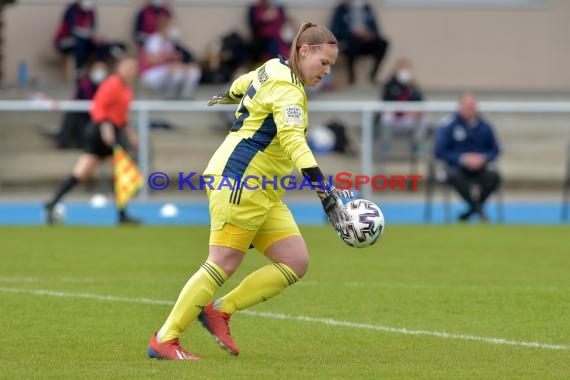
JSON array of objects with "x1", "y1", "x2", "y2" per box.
[{"x1": 339, "y1": 199, "x2": 384, "y2": 248}]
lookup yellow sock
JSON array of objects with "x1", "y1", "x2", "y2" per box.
[
  {"x1": 157, "y1": 261, "x2": 228, "y2": 342},
  {"x1": 217, "y1": 263, "x2": 298, "y2": 314}
]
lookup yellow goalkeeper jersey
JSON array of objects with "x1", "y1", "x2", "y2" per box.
[{"x1": 204, "y1": 56, "x2": 318, "y2": 200}]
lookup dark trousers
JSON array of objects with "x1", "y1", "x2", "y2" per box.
[
  {"x1": 343, "y1": 35, "x2": 389, "y2": 84},
  {"x1": 446, "y1": 167, "x2": 501, "y2": 212}
]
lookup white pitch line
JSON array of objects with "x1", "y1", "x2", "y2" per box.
[
  {"x1": 1, "y1": 286, "x2": 568, "y2": 351},
  {"x1": 0, "y1": 277, "x2": 96, "y2": 283}
]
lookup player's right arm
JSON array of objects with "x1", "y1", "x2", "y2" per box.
[{"x1": 207, "y1": 71, "x2": 254, "y2": 106}]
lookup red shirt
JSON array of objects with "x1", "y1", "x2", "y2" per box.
[{"x1": 90, "y1": 75, "x2": 133, "y2": 127}]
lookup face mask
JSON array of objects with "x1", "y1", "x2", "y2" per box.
[
  {"x1": 80, "y1": 0, "x2": 94, "y2": 10},
  {"x1": 396, "y1": 69, "x2": 413, "y2": 84},
  {"x1": 151, "y1": 0, "x2": 164, "y2": 7},
  {"x1": 280, "y1": 27, "x2": 295, "y2": 44},
  {"x1": 90, "y1": 69, "x2": 107, "y2": 84},
  {"x1": 168, "y1": 27, "x2": 181, "y2": 41}
]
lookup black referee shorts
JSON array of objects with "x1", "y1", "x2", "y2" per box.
[{"x1": 82, "y1": 120, "x2": 130, "y2": 158}]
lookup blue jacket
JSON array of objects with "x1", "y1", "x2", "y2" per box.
[
  {"x1": 330, "y1": 2, "x2": 380, "y2": 42},
  {"x1": 434, "y1": 113, "x2": 501, "y2": 168}
]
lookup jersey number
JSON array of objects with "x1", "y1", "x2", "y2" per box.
[{"x1": 231, "y1": 82, "x2": 257, "y2": 132}]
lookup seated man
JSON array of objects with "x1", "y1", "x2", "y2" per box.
[
  {"x1": 434, "y1": 93, "x2": 502, "y2": 222},
  {"x1": 330, "y1": 0, "x2": 389, "y2": 85}
]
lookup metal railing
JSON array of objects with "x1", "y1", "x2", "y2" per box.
[{"x1": 2, "y1": 99, "x2": 570, "y2": 200}]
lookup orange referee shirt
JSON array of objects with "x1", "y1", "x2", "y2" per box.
[{"x1": 89, "y1": 74, "x2": 133, "y2": 128}]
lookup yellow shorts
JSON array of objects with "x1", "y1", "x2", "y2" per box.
[{"x1": 207, "y1": 175, "x2": 300, "y2": 253}]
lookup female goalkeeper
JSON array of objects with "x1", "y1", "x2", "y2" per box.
[{"x1": 147, "y1": 21, "x2": 352, "y2": 360}]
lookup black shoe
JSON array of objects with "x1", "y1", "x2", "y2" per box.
[
  {"x1": 119, "y1": 213, "x2": 142, "y2": 225},
  {"x1": 45, "y1": 203, "x2": 55, "y2": 225},
  {"x1": 477, "y1": 210, "x2": 489, "y2": 223},
  {"x1": 458, "y1": 209, "x2": 473, "y2": 222}
]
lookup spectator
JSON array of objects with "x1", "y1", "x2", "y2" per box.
[
  {"x1": 133, "y1": 0, "x2": 171, "y2": 47},
  {"x1": 247, "y1": 0, "x2": 289, "y2": 63},
  {"x1": 434, "y1": 93, "x2": 502, "y2": 222},
  {"x1": 330, "y1": 0, "x2": 389, "y2": 85},
  {"x1": 53, "y1": 1, "x2": 126, "y2": 76},
  {"x1": 380, "y1": 57, "x2": 431, "y2": 154},
  {"x1": 57, "y1": 61, "x2": 109, "y2": 149},
  {"x1": 139, "y1": 15, "x2": 201, "y2": 99},
  {"x1": 133, "y1": 0, "x2": 193, "y2": 62}
]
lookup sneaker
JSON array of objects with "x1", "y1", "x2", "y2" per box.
[
  {"x1": 45, "y1": 203, "x2": 65, "y2": 225},
  {"x1": 147, "y1": 332, "x2": 202, "y2": 361},
  {"x1": 119, "y1": 213, "x2": 142, "y2": 225},
  {"x1": 458, "y1": 209, "x2": 473, "y2": 222},
  {"x1": 477, "y1": 210, "x2": 489, "y2": 223},
  {"x1": 198, "y1": 302, "x2": 240, "y2": 356},
  {"x1": 45, "y1": 204, "x2": 55, "y2": 225}
]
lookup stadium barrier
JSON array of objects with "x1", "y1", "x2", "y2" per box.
[{"x1": 2, "y1": 99, "x2": 570, "y2": 200}]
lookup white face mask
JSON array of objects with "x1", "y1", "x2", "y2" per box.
[
  {"x1": 151, "y1": 0, "x2": 164, "y2": 7},
  {"x1": 168, "y1": 27, "x2": 181, "y2": 41},
  {"x1": 396, "y1": 69, "x2": 413, "y2": 84},
  {"x1": 80, "y1": 0, "x2": 94, "y2": 10},
  {"x1": 90, "y1": 69, "x2": 107, "y2": 84}
]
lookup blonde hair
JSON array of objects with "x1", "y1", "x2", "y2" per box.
[{"x1": 289, "y1": 21, "x2": 338, "y2": 83}]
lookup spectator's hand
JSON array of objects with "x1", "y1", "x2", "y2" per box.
[
  {"x1": 100, "y1": 122, "x2": 116, "y2": 147},
  {"x1": 354, "y1": 29, "x2": 375, "y2": 41},
  {"x1": 207, "y1": 89, "x2": 240, "y2": 106},
  {"x1": 461, "y1": 153, "x2": 487, "y2": 170}
]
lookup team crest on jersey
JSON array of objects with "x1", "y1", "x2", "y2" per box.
[{"x1": 284, "y1": 105, "x2": 303, "y2": 125}]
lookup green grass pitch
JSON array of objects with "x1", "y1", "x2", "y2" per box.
[{"x1": 1, "y1": 225, "x2": 569, "y2": 379}]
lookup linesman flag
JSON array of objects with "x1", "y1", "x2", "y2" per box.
[{"x1": 113, "y1": 145, "x2": 143, "y2": 209}]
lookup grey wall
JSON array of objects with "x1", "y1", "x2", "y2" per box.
[{"x1": 3, "y1": 0, "x2": 570, "y2": 90}]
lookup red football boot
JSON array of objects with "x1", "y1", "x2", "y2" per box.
[
  {"x1": 198, "y1": 302, "x2": 240, "y2": 356},
  {"x1": 147, "y1": 332, "x2": 202, "y2": 361}
]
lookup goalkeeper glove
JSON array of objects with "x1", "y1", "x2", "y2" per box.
[
  {"x1": 301, "y1": 167, "x2": 354, "y2": 233},
  {"x1": 207, "y1": 88, "x2": 241, "y2": 106}
]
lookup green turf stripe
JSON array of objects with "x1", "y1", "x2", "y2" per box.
[
  {"x1": 274, "y1": 263, "x2": 296, "y2": 285},
  {"x1": 201, "y1": 263, "x2": 224, "y2": 287}
]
